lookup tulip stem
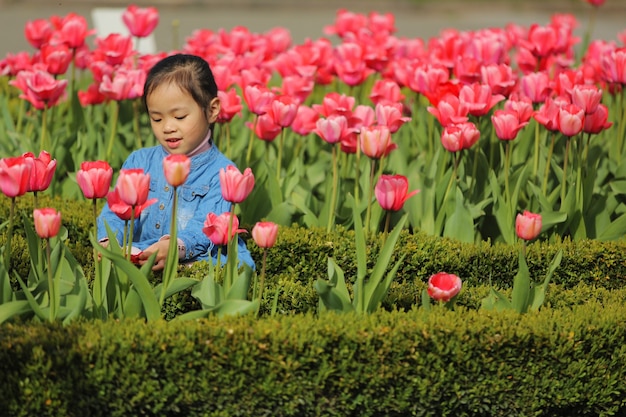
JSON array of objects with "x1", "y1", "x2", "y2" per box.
[
  {"x1": 560, "y1": 138, "x2": 571, "y2": 208},
  {"x1": 3, "y1": 197, "x2": 16, "y2": 277},
  {"x1": 105, "y1": 100, "x2": 120, "y2": 161},
  {"x1": 533, "y1": 120, "x2": 540, "y2": 180},
  {"x1": 618, "y1": 90, "x2": 626, "y2": 164},
  {"x1": 276, "y1": 128, "x2": 285, "y2": 181},
  {"x1": 245, "y1": 115, "x2": 258, "y2": 166},
  {"x1": 542, "y1": 133, "x2": 556, "y2": 196},
  {"x1": 504, "y1": 141, "x2": 511, "y2": 208},
  {"x1": 160, "y1": 187, "x2": 179, "y2": 306},
  {"x1": 354, "y1": 143, "x2": 361, "y2": 210},
  {"x1": 327, "y1": 145, "x2": 339, "y2": 234},
  {"x1": 39, "y1": 104, "x2": 48, "y2": 153},
  {"x1": 92, "y1": 198, "x2": 105, "y2": 318},
  {"x1": 364, "y1": 159, "x2": 376, "y2": 236},
  {"x1": 46, "y1": 239, "x2": 56, "y2": 322},
  {"x1": 256, "y1": 248, "x2": 267, "y2": 317}
]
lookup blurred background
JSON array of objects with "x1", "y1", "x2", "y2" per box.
[{"x1": 0, "y1": 0, "x2": 624, "y2": 57}]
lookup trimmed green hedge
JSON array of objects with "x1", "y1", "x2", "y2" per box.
[
  {"x1": 2, "y1": 194, "x2": 626, "y2": 317},
  {"x1": 1, "y1": 293, "x2": 626, "y2": 416}
]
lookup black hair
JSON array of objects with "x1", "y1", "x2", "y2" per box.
[{"x1": 142, "y1": 54, "x2": 218, "y2": 126}]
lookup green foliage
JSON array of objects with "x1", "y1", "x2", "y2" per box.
[{"x1": 2, "y1": 299, "x2": 626, "y2": 416}]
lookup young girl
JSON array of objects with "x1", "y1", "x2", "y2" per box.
[{"x1": 97, "y1": 53, "x2": 255, "y2": 271}]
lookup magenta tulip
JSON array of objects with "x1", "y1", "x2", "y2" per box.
[
  {"x1": 0, "y1": 156, "x2": 32, "y2": 198},
  {"x1": 23, "y1": 151, "x2": 56, "y2": 193},
  {"x1": 122, "y1": 4, "x2": 159, "y2": 38},
  {"x1": 202, "y1": 212, "x2": 246, "y2": 246},
  {"x1": 375, "y1": 174, "x2": 420, "y2": 212}
]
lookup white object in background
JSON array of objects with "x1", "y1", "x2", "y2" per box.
[{"x1": 91, "y1": 7, "x2": 157, "y2": 54}]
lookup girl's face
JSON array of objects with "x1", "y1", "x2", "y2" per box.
[{"x1": 146, "y1": 81, "x2": 220, "y2": 155}]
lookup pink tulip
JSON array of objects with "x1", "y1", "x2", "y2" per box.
[
  {"x1": 315, "y1": 114, "x2": 352, "y2": 145},
  {"x1": 10, "y1": 69, "x2": 67, "y2": 110},
  {"x1": 243, "y1": 84, "x2": 274, "y2": 116},
  {"x1": 0, "y1": 156, "x2": 32, "y2": 198},
  {"x1": 332, "y1": 42, "x2": 374, "y2": 87},
  {"x1": 491, "y1": 109, "x2": 529, "y2": 141},
  {"x1": 106, "y1": 189, "x2": 156, "y2": 221},
  {"x1": 290, "y1": 105, "x2": 320, "y2": 136},
  {"x1": 202, "y1": 212, "x2": 246, "y2": 246},
  {"x1": 99, "y1": 68, "x2": 146, "y2": 101},
  {"x1": 22, "y1": 151, "x2": 56, "y2": 193},
  {"x1": 503, "y1": 93, "x2": 534, "y2": 124},
  {"x1": 248, "y1": 114, "x2": 282, "y2": 142},
  {"x1": 115, "y1": 168, "x2": 150, "y2": 207},
  {"x1": 458, "y1": 83, "x2": 505, "y2": 118},
  {"x1": 162, "y1": 154, "x2": 190, "y2": 188},
  {"x1": 312, "y1": 92, "x2": 355, "y2": 118},
  {"x1": 252, "y1": 222, "x2": 279, "y2": 248},
  {"x1": 369, "y1": 78, "x2": 405, "y2": 105},
  {"x1": 219, "y1": 165, "x2": 255, "y2": 204},
  {"x1": 440, "y1": 122, "x2": 480, "y2": 152},
  {"x1": 375, "y1": 102, "x2": 410, "y2": 134},
  {"x1": 33, "y1": 208, "x2": 62, "y2": 239},
  {"x1": 480, "y1": 63, "x2": 517, "y2": 97},
  {"x1": 515, "y1": 211, "x2": 542, "y2": 241},
  {"x1": 76, "y1": 161, "x2": 113, "y2": 199},
  {"x1": 586, "y1": 0, "x2": 605, "y2": 6},
  {"x1": 58, "y1": 13, "x2": 94, "y2": 49},
  {"x1": 520, "y1": 71, "x2": 551, "y2": 104},
  {"x1": 40, "y1": 43, "x2": 73, "y2": 76},
  {"x1": 601, "y1": 47, "x2": 626, "y2": 85},
  {"x1": 122, "y1": 4, "x2": 159, "y2": 38},
  {"x1": 375, "y1": 174, "x2": 420, "y2": 212},
  {"x1": 570, "y1": 84, "x2": 603, "y2": 115},
  {"x1": 533, "y1": 98, "x2": 563, "y2": 133},
  {"x1": 359, "y1": 125, "x2": 396, "y2": 159},
  {"x1": 557, "y1": 104, "x2": 585, "y2": 137},
  {"x1": 426, "y1": 94, "x2": 469, "y2": 127},
  {"x1": 269, "y1": 94, "x2": 299, "y2": 128},
  {"x1": 427, "y1": 272, "x2": 462, "y2": 302},
  {"x1": 95, "y1": 33, "x2": 134, "y2": 67}
]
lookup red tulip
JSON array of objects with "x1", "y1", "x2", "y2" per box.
[
  {"x1": 106, "y1": 188, "x2": 157, "y2": 221},
  {"x1": 586, "y1": 0, "x2": 605, "y2": 6},
  {"x1": 583, "y1": 104, "x2": 613, "y2": 134},
  {"x1": 243, "y1": 84, "x2": 274, "y2": 116},
  {"x1": 33, "y1": 208, "x2": 62, "y2": 239},
  {"x1": 503, "y1": 93, "x2": 534, "y2": 124},
  {"x1": 219, "y1": 165, "x2": 255, "y2": 204},
  {"x1": 440, "y1": 122, "x2": 480, "y2": 152},
  {"x1": 0, "y1": 156, "x2": 32, "y2": 198},
  {"x1": 375, "y1": 174, "x2": 420, "y2": 212},
  {"x1": 78, "y1": 83, "x2": 107, "y2": 106},
  {"x1": 427, "y1": 272, "x2": 462, "y2": 302},
  {"x1": 252, "y1": 221, "x2": 279, "y2": 248},
  {"x1": 163, "y1": 154, "x2": 190, "y2": 187},
  {"x1": 248, "y1": 114, "x2": 282, "y2": 142},
  {"x1": 312, "y1": 92, "x2": 355, "y2": 118},
  {"x1": 269, "y1": 94, "x2": 299, "y2": 128},
  {"x1": 332, "y1": 42, "x2": 374, "y2": 87},
  {"x1": 515, "y1": 211, "x2": 542, "y2": 241},
  {"x1": 601, "y1": 47, "x2": 626, "y2": 85},
  {"x1": 426, "y1": 94, "x2": 469, "y2": 127},
  {"x1": 369, "y1": 79, "x2": 405, "y2": 105},
  {"x1": 202, "y1": 212, "x2": 246, "y2": 246},
  {"x1": 58, "y1": 13, "x2": 94, "y2": 49},
  {"x1": 76, "y1": 161, "x2": 113, "y2": 199},
  {"x1": 359, "y1": 125, "x2": 396, "y2": 159},
  {"x1": 95, "y1": 33, "x2": 134, "y2": 67},
  {"x1": 10, "y1": 69, "x2": 67, "y2": 110},
  {"x1": 570, "y1": 84, "x2": 603, "y2": 115},
  {"x1": 40, "y1": 43, "x2": 73, "y2": 76},
  {"x1": 280, "y1": 74, "x2": 314, "y2": 105},
  {"x1": 217, "y1": 88, "x2": 243, "y2": 123},
  {"x1": 314, "y1": 114, "x2": 351, "y2": 145},
  {"x1": 24, "y1": 18, "x2": 54, "y2": 49},
  {"x1": 480, "y1": 63, "x2": 518, "y2": 98},
  {"x1": 122, "y1": 4, "x2": 159, "y2": 38},
  {"x1": 491, "y1": 109, "x2": 529, "y2": 141},
  {"x1": 115, "y1": 168, "x2": 150, "y2": 207},
  {"x1": 99, "y1": 68, "x2": 146, "y2": 101},
  {"x1": 520, "y1": 71, "x2": 551, "y2": 104},
  {"x1": 23, "y1": 151, "x2": 56, "y2": 192},
  {"x1": 458, "y1": 83, "x2": 505, "y2": 118},
  {"x1": 290, "y1": 105, "x2": 320, "y2": 135},
  {"x1": 533, "y1": 98, "x2": 563, "y2": 133}
]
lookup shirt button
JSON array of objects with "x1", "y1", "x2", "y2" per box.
[
  {"x1": 164, "y1": 186, "x2": 170, "y2": 192},
  {"x1": 159, "y1": 203, "x2": 165, "y2": 210},
  {"x1": 155, "y1": 223, "x2": 160, "y2": 229}
]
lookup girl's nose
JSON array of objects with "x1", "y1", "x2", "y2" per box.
[{"x1": 163, "y1": 120, "x2": 176, "y2": 133}]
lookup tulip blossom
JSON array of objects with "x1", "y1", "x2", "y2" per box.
[
  {"x1": 369, "y1": 78, "x2": 405, "y2": 105},
  {"x1": 33, "y1": 208, "x2": 62, "y2": 239},
  {"x1": 570, "y1": 84, "x2": 603, "y2": 115},
  {"x1": 219, "y1": 165, "x2": 255, "y2": 204},
  {"x1": 217, "y1": 88, "x2": 243, "y2": 123},
  {"x1": 10, "y1": 69, "x2": 67, "y2": 110},
  {"x1": 99, "y1": 68, "x2": 146, "y2": 101},
  {"x1": 440, "y1": 122, "x2": 480, "y2": 152},
  {"x1": 40, "y1": 43, "x2": 73, "y2": 76},
  {"x1": 243, "y1": 84, "x2": 274, "y2": 116},
  {"x1": 375, "y1": 174, "x2": 420, "y2": 212},
  {"x1": 586, "y1": 0, "x2": 605, "y2": 6},
  {"x1": 22, "y1": 151, "x2": 56, "y2": 193},
  {"x1": 269, "y1": 94, "x2": 299, "y2": 128},
  {"x1": 601, "y1": 47, "x2": 626, "y2": 85},
  {"x1": 115, "y1": 168, "x2": 150, "y2": 207},
  {"x1": 76, "y1": 161, "x2": 113, "y2": 199},
  {"x1": 491, "y1": 109, "x2": 529, "y2": 141},
  {"x1": 312, "y1": 92, "x2": 356, "y2": 118},
  {"x1": 375, "y1": 102, "x2": 410, "y2": 133},
  {"x1": 427, "y1": 272, "x2": 462, "y2": 302},
  {"x1": 202, "y1": 212, "x2": 246, "y2": 246},
  {"x1": 106, "y1": 189, "x2": 156, "y2": 221},
  {"x1": 332, "y1": 42, "x2": 374, "y2": 87},
  {"x1": 583, "y1": 104, "x2": 612, "y2": 134},
  {"x1": 163, "y1": 154, "x2": 190, "y2": 188},
  {"x1": 122, "y1": 4, "x2": 159, "y2": 38},
  {"x1": 515, "y1": 211, "x2": 542, "y2": 241},
  {"x1": 0, "y1": 156, "x2": 32, "y2": 198},
  {"x1": 480, "y1": 63, "x2": 518, "y2": 97},
  {"x1": 533, "y1": 98, "x2": 563, "y2": 133},
  {"x1": 58, "y1": 13, "x2": 94, "y2": 49},
  {"x1": 290, "y1": 105, "x2": 320, "y2": 135},
  {"x1": 252, "y1": 222, "x2": 279, "y2": 248},
  {"x1": 458, "y1": 83, "x2": 505, "y2": 118},
  {"x1": 314, "y1": 114, "x2": 352, "y2": 145},
  {"x1": 359, "y1": 125, "x2": 396, "y2": 159},
  {"x1": 557, "y1": 104, "x2": 585, "y2": 137},
  {"x1": 248, "y1": 114, "x2": 282, "y2": 142},
  {"x1": 95, "y1": 33, "x2": 135, "y2": 67},
  {"x1": 503, "y1": 93, "x2": 534, "y2": 124},
  {"x1": 426, "y1": 94, "x2": 469, "y2": 127},
  {"x1": 520, "y1": 71, "x2": 551, "y2": 104},
  {"x1": 24, "y1": 18, "x2": 53, "y2": 49}
]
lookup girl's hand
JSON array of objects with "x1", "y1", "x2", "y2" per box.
[{"x1": 139, "y1": 239, "x2": 170, "y2": 271}]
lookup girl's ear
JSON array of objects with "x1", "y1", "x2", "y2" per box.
[{"x1": 206, "y1": 96, "x2": 221, "y2": 123}]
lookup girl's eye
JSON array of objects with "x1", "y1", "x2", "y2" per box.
[
  {"x1": 175, "y1": 116, "x2": 187, "y2": 120},
  {"x1": 152, "y1": 118, "x2": 162, "y2": 123}
]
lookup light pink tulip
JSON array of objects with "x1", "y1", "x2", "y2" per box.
[{"x1": 33, "y1": 208, "x2": 62, "y2": 239}]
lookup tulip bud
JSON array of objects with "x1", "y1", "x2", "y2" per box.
[
  {"x1": 76, "y1": 160, "x2": 113, "y2": 199},
  {"x1": 33, "y1": 208, "x2": 62, "y2": 239},
  {"x1": 515, "y1": 211, "x2": 542, "y2": 241},
  {"x1": 427, "y1": 272, "x2": 462, "y2": 302},
  {"x1": 219, "y1": 165, "x2": 255, "y2": 204},
  {"x1": 252, "y1": 222, "x2": 279, "y2": 248},
  {"x1": 163, "y1": 154, "x2": 190, "y2": 187}
]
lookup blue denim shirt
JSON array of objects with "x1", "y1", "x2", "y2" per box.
[{"x1": 97, "y1": 144, "x2": 255, "y2": 269}]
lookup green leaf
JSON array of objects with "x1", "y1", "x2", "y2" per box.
[
  {"x1": 0, "y1": 300, "x2": 32, "y2": 324},
  {"x1": 227, "y1": 264, "x2": 253, "y2": 300},
  {"x1": 511, "y1": 250, "x2": 531, "y2": 314},
  {"x1": 191, "y1": 269, "x2": 224, "y2": 309},
  {"x1": 529, "y1": 249, "x2": 563, "y2": 312},
  {"x1": 314, "y1": 258, "x2": 353, "y2": 313},
  {"x1": 367, "y1": 254, "x2": 406, "y2": 313},
  {"x1": 597, "y1": 212, "x2": 626, "y2": 241},
  {"x1": 421, "y1": 289, "x2": 431, "y2": 312},
  {"x1": 443, "y1": 187, "x2": 475, "y2": 243}
]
